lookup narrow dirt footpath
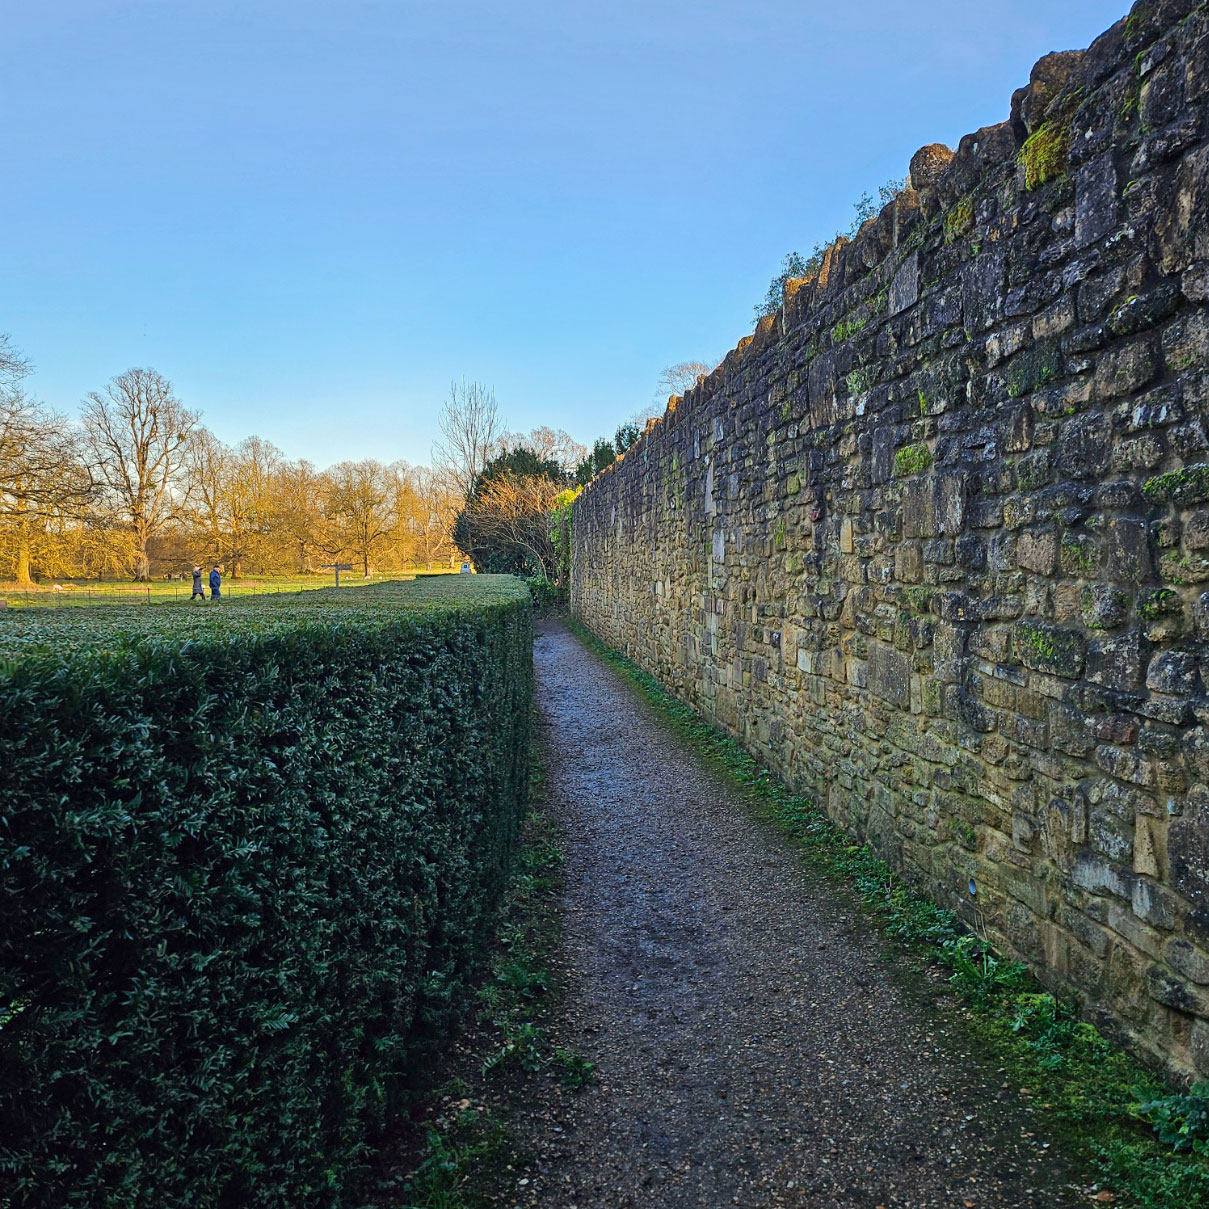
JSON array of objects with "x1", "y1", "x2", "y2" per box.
[{"x1": 522, "y1": 619, "x2": 1083, "y2": 1209}]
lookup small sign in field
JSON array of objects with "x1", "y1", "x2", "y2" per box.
[{"x1": 320, "y1": 563, "x2": 355, "y2": 587}]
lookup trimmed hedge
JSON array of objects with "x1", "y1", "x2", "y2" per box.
[{"x1": 0, "y1": 576, "x2": 533, "y2": 1208}]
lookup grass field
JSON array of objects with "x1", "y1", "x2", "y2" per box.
[{"x1": 0, "y1": 569, "x2": 461, "y2": 608}]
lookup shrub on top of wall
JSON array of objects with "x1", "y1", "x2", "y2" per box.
[{"x1": 0, "y1": 576, "x2": 533, "y2": 1208}]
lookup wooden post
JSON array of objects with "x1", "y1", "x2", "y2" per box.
[{"x1": 320, "y1": 563, "x2": 354, "y2": 588}]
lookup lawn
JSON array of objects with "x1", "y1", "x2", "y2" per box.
[{"x1": 0, "y1": 569, "x2": 460, "y2": 608}]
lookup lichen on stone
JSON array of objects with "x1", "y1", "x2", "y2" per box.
[
  {"x1": 1142, "y1": 464, "x2": 1209, "y2": 506},
  {"x1": 943, "y1": 195, "x2": 975, "y2": 243}
]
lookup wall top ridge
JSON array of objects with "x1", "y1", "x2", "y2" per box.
[{"x1": 582, "y1": 0, "x2": 1203, "y2": 487}]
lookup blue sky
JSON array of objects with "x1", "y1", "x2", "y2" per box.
[{"x1": 4, "y1": 0, "x2": 1129, "y2": 467}]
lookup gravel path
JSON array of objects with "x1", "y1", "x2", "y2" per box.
[{"x1": 521, "y1": 618, "x2": 1085, "y2": 1209}]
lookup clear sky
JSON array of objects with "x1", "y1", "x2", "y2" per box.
[{"x1": 4, "y1": 0, "x2": 1129, "y2": 468}]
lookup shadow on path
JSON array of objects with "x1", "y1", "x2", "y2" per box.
[{"x1": 519, "y1": 618, "x2": 1084, "y2": 1208}]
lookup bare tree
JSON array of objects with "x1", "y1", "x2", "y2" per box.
[
  {"x1": 460, "y1": 472, "x2": 566, "y2": 580},
  {"x1": 0, "y1": 393, "x2": 96, "y2": 585},
  {"x1": 0, "y1": 339, "x2": 97, "y2": 584},
  {"x1": 385, "y1": 460, "x2": 421, "y2": 565},
  {"x1": 81, "y1": 368, "x2": 199, "y2": 580},
  {"x1": 410, "y1": 464, "x2": 460, "y2": 569},
  {"x1": 501, "y1": 425, "x2": 588, "y2": 475},
  {"x1": 432, "y1": 380, "x2": 503, "y2": 500},
  {"x1": 220, "y1": 436, "x2": 282, "y2": 576},
  {"x1": 325, "y1": 459, "x2": 392, "y2": 577},
  {"x1": 184, "y1": 426, "x2": 229, "y2": 565},
  {"x1": 274, "y1": 459, "x2": 329, "y2": 572},
  {"x1": 0, "y1": 334, "x2": 30, "y2": 395},
  {"x1": 656, "y1": 361, "x2": 712, "y2": 400}
]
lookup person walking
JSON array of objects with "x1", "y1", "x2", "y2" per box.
[
  {"x1": 191, "y1": 566, "x2": 206, "y2": 602},
  {"x1": 209, "y1": 565, "x2": 222, "y2": 601}
]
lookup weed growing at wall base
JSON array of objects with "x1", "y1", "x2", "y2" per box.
[{"x1": 567, "y1": 619, "x2": 1209, "y2": 1209}]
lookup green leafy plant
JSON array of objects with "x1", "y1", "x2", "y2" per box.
[
  {"x1": 1009, "y1": 992, "x2": 1109, "y2": 1071},
  {"x1": 493, "y1": 961, "x2": 550, "y2": 1000},
  {"x1": 397, "y1": 1115, "x2": 513, "y2": 1209},
  {"x1": 755, "y1": 178, "x2": 904, "y2": 317},
  {"x1": 525, "y1": 575, "x2": 565, "y2": 609},
  {"x1": 939, "y1": 935, "x2": 1029, "y2": 1005},
  {"x1": 402, "y1": 1128, "x2": 473, "y2": 1209},
  {"x1": 1140, "y1": 1084, "x2": 1209, "y2": 1155},
  {"x1": 552, "y1": 1049, "x2": 597, "y2": 1090},
  {"x1": 481, "y1": 1022, "x2": 546, "y2": 1077}
]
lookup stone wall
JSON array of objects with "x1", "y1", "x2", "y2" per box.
[{"x1": 571, "y1": 0, "x2": 1209, "y2": 1080}]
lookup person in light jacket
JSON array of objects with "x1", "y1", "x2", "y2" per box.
[{"x1": 209, "y1": 566, "x2": 222, "y2": 600}]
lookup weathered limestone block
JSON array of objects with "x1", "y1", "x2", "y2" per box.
[
  {"x1": 1172, "y1": 775, "x2": 1209, "y2": 906},
  {"x1": 1010, "y1": 49, "x2": 1085, "y2": 137},
  {"x1": 1075, "y1": 152, "x2": 1120, "y2": 248}
]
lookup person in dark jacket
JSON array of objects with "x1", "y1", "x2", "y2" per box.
[
  {"x1": 209, "y1": 566, "x2": 222, "y2": 600},
  {"x1": 191, "y1": 566, "x2": 206, "y2": 602}
]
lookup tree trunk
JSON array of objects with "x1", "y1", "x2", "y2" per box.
[
  {"x1": 15, "y1": 537, "x2": 31, "y2": 588},
  {"x1": 133, "y1": 520, "x2": 151, "y2": 581},
  {"x1": 13, "y1": 493, "x2": 32, "y2": 587}
]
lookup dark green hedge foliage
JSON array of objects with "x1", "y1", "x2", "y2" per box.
[{"x1": 0, "y1": 576, "x2": 533, "y2": 1208}]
